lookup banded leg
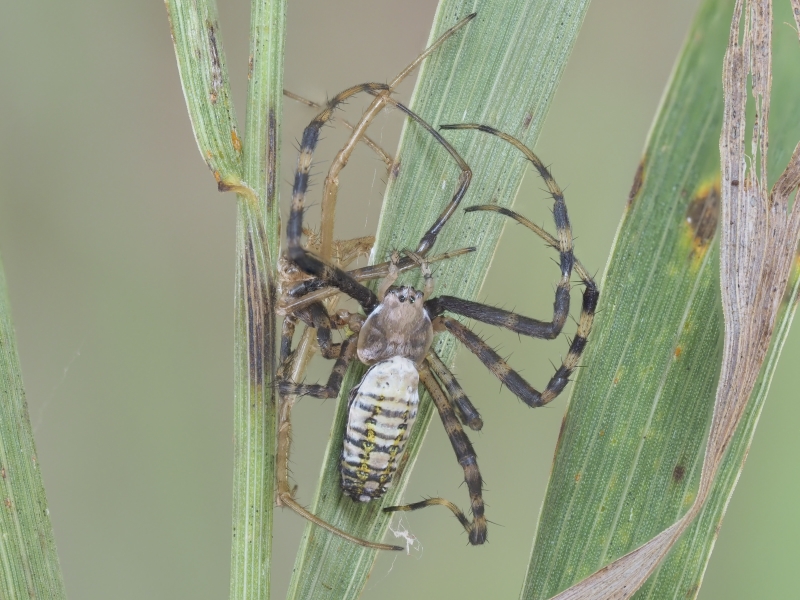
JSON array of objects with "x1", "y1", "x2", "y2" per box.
[
  {"x1": 279, "y1": 314, "x2": 297, "y2": 367},
  {"x1": 384, "y1": 365, "x2": 487, "y2": 545},
  {"x1": 284, "y1": 90, "x2": 394, "y2": 168},
  {"x1": 443, "y1": 122, "x2": 575, "y2": 326},
  {"x1": 437, "y1": 310, "x2": 589, "y2": 407},
  {"x1": 288, "y1": 81, "x2": 394, "y2": 313},
  {"x1": 283, "y1": 247, "x2": 475, "y2": 313},
  {"x1": 317, "y1": 13, "x2": 476, "y2": 261},
  {"x1": 276, "y1": 323, "x2": 403, "y2": 551},
  {"x1": 278, "y1": 334, "x2": 358, "y2": 399},
  {"x1": 288, "y1": 93, "x2": 473, "y2": 314},
  {"x1": 425, "y1": 351, "x2": 483, "y2": 430},
  {"x1": 294, "y1": 302, "x2": 344, "y2": 360},
  {"x1": 369, "y1": 95, "x2": 473, "y2": 257}
]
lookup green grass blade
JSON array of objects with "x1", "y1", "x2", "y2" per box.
[
  {"x1": 0, "y1": 253, "x2": 66, "y2": 599},
  {"x1": 166, "y1": 0, "x2": 286, "y2": 596},
  {"x1": 230, "y1": 1, "x2": 285, "y2": 599},
  {"x1": 522, "y1": 0, "x2": 800, "y2": 597},
  {"x1": 284, "y1": 1, "x2": 591, "y2": 598},
  {"x1": 164, "y1": 0, "x2": 243, "y2": 186}
]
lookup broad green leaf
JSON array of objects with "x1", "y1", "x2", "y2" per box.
[
  {"x1": 522, "y1": 0, "x2": 800, "y2": 597},
  {"x1": 0, "y1": 253, "x2": 66, "y2": 599},
  {"x1": 284, "y1": 0, "x2": 591, "y2": 598}
]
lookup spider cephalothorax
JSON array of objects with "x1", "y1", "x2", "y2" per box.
[
  {"x1": 275, "y1": 13, "x2": 599, "y2": 552},
  {"x1": 357, "y1": 285, "x2": 433, "y2": 366}
]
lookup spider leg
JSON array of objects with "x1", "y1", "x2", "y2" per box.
[
  {"x1": 437, "y1": 312, "x2": 593, "y2": 407},
  {"x1": 279, "y1": 314, "x2": 298, "y2": 367},
  {"x1": 284, "y1": 89, "x2": 394, "y2": 168},
  {"x1": 434, "y1": 125, "x2": 599, "y2": 404},
  {"x1": 371, "y1": 96, "x2": 472, "y2": 257},
  {"x1": 317, "y1": 13, "x2": 476, "y2": 261},
  {"x1": 464, "y1": 205, "x2": 594, "y2": 283},
  {"x1": 275, "y1": 321, "x2": 402, "y2": 551},
  {"x1": 384, "y1": 365, "x2": 487, "y2": 545},
  {"x1": 426, "y1": 294, "x2": 567, "y2": 340},
  {"x1": 288, "y1": 82, "x2": 393, "y2": 313},
  {"x1": 296, "y1": 302, "x2": 344, "y2": 360},
  {"x1": 426, "y1": 351, "x2": 483, "y2": 431},
  {"x1": 376, "y1": 251, "x2": 401, "y2": 300},
  {"x1": 278, "y1": 333, "x2": 358, "y2": 399},
  {"x1": 283, "y1": 247, "x2": 475, "y2": 313}
]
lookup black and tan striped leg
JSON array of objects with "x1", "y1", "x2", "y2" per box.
[
  {"x1": 287, "y1": 81, "x2": 392, "y2": 313},
  {"x1": 284, "y1": 90, "x2": 395, "y2": 168},
  {"x1": 426, "y1": 351, "x2": 483, "y2": 430},
  {"x1": 278, "y1": 333, "x2": 358, "y2": 399},
  {"x1": 442, "y1": 122, "x2": 576, "y2": 329},
  {"x1": 365, "y1": 95, "x2": 473, "y2": 257},
  {"x1": 316, "y1": 13, "x2": 476, "y2": 262},
  {"x1": 384, "y1": 365, "x2": 487, "y2": 545},
  {"x1": 293, "y1": 301, "x2": 346, "y2": 360},
  {"x1": 276, "y1": 319, "x2": 403, "y2": 551},
  {"x1": 436, "y1": 124, "x2": 598, "y2": 404},
  {"x1": 283, "y1": 247, "x2": 475, "y2": 313},
  {"x1": 288, "y1": 96, "x2": 471, "y2": 314},
  {"x1": 437, "y1": 311, "x2": 594, "y2": 407}
]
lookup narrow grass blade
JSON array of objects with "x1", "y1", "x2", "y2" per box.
[
  {"x1": 0, "y1": 254, "x2": 66, "y2": 599},
  {"x1": 284, "y1": 0, "x2": 591, "y2": 598},
  {"x1": 229, "y1": 1, "x2": 286, "y2": 599},
  {"x1": 166, "y1": 0, "x2": 286, "y2": 597},
  {"x1": 165, "y1": 0, "x2": 243, "y2": 186},
  {"x1": 522, "y1": 0, "x2": 800, "y2": 597}
]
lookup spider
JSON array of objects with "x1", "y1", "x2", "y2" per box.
[{"x1": 276, "y1": 15, "x2": 599, "y2": 552}]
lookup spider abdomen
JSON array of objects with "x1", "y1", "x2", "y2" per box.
[{"x1": 341, "y1": 356, "x2": 419, "y2": 502}]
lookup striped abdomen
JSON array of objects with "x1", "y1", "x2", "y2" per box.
[{"x1": 341, "y1": 356, "x2": 419, "y2": 502}]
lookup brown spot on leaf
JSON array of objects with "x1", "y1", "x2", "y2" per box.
[
  {"x1": 248, "y1": 54, "x2": 254, "y2": 81},
  {"x1": 522, "y1": 112, "x2": 533, "y2": 131},
  {"x1": 231, "y1": 130, "x2": 242, "y2": 153},
  {"x1": 4, "y1": 498, "x2": 11, "y2": 509},
  {"x1": 685, "y1": 178, "x2": 721, "y2": 250},
  {"x1": 674, "y1": 346, "x2": 682, "y2": 359},
  {"x1": 685, "y1": 583, "x2": 700, "y2": 598},
  {"x1": 395, "y1": 447, "x2": 412, "y2": 480},
  {"x1": 267, "y1": 109, "x2": 277, "y2": 209},
  {"x1": 627, "y1": 158, "x2": 646, "y2": 207},
  {"x1": 574, "y1": 472, "x2": 581, "y2": 482},
  {"x1": 555, "y1": 412, "x2": 569, "y2": 451},
  {"x1": 243, "y1": 231, "x2": 275, "y2": 386},
  {"x1": 390, "y1": 159, "x2": 402, "y2": 181},
  {"x1": 213, "y1": 170, "x2": 222, "y2": 183},
  {"x1": 672, "y1": 464, "x2": 686, "y2": 483},
  {"x1": 207, "y1": 20, "x2": 222, "y2": 104}
]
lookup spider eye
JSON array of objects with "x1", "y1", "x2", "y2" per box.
[
  {"x1": 399, "y1": 295, "x2": 406, "y2": 302},
  {"x1": 409, "y1": 297, "x2": 415, "y2": 303}
]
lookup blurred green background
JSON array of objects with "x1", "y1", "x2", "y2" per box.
[{"x1": 1, "y1": 0, "x2": 798, "y2": 598}]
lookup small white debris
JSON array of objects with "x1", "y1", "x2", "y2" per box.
[{"x1": 388, "y1": 518, "x2": 422, "y2": 556}]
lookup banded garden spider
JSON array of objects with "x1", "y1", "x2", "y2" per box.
[{"x1": 276, "y1": 13, "x2": 598, "y2": 551}]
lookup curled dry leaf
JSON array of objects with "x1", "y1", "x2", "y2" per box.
[{"x1": 547, "y1": 1, "x2": 800, "y2": 598}]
